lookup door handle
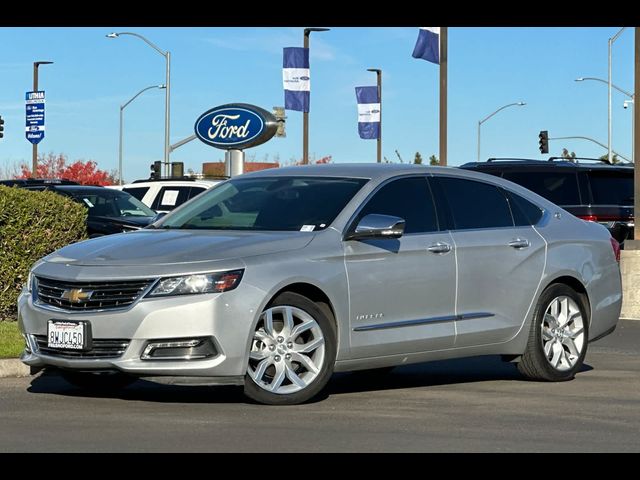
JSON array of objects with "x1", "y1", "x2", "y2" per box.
[
  {"x1": 427, "y1": 242, "x2": 451, "y2": 254},
  {"x1": 508, "y1": 238, "x2": 530, "y2": 249}
]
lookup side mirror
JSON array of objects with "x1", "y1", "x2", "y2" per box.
[
  {"x1": 345, "y1": 214, "x2": 405, "y2": 241},
  {"x1": 148, "y1": 211, "x2": 167, "y2": 226}
]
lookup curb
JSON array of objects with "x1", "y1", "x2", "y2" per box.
[{"x1": 0, "y1": 358, "x2": 30, "y2": 378}]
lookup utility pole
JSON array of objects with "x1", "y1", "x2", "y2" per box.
[{"x1": 31, "y1": 61, "x2": 53, "y2": 176}]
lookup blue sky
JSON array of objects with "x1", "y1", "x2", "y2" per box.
[{"x1": 0, "y1": 27, "x2": 635, "y2": 181}]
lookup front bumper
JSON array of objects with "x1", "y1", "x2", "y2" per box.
[{"x1": 17, "y1": 283, "x2": 265, "y2": 381}]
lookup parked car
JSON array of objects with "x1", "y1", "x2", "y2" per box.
[
  {"x1": 460, "y1": 158, "x2": 634, "y2": 246},
  {"x1": 23, "y1": 185, "x2": 157, "y2": 237},
  {"x1": 111, "y1": 178, "x2": 224, "y2": 213},
  {"x1": 18, "y1": 164, "x2": 622, "y2": 405}
]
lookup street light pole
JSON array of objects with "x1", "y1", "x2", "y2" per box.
[
  {"x1": 367, "y1": 68, "x2": 382, "y2": 163},
  {"x1": 302, "y1": 27, "x2": 330, "y2": 165},
  {"x1": 107, "y1": 32, "x2": 171, "y2": 177},
  {"x1": 575, "y1": 76, "x2": 634, "y2": 162},
  {"x1": 119, "y1": 84, "x2": 166, "y2": 185},
  {"x1": 476, "y1": 102, "x2": 526, "y2": 162},
  {"x1": 609, "y1": 27, "x2": 627, "y2": 165},
  {"x1": 31, "y1": 61, "x2": 53, "y2": 177}
]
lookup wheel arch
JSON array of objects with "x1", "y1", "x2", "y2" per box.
[{"x1": 544, "y1": 275, "x2": 591, "y2": 325}]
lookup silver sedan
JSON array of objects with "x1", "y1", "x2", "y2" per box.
[{"x1": 18, "y1": 164, "x2": 622, "y2": 405}]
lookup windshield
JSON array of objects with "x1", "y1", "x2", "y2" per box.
[
  {"x1": 158, "y1": 176, "x2": 368, "y2": 231},
  {"x1": 72, "y1": 190, "x2": 156, "y2": 218}
]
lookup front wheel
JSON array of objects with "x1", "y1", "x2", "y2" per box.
[
  {"x1": 518, "y1": 284, "x2": 589, "y2": 381},
  {"x1": 244, "y1": 292, "x2": 336, "y2": 405}
]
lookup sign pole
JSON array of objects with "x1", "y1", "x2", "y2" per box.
[
  {"x1": 30, "y1": 61, "x2": 52, "y2": 177},
  {"x1": 439, "y1": 27, "x2": 448, "y2": 167},
  {"x1": 32, "y1": 64, "x2": 38, "y2": 176}
]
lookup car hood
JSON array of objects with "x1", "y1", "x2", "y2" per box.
[{"x1": 43, "y1": 230, "x2": 315, "y2": 266}]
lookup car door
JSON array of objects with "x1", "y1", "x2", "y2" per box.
[
  {"x1": 344, "y1": 176, "x2": 456, "y2": 358},
  {"x1": 433, "y1": 175, "x2": 546, "y2": 347}
]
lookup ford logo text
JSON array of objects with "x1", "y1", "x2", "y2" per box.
[{"x1": 195, "y1": 103, "x2": 278, "y2": 150}]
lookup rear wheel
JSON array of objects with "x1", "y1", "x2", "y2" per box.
[
  {"x1": 60, "y1": 370, "x2": 136, "y2": 391},
  {"x1": 244, "y1": 292, "x2": 336, "y2": 405},
  {"x1": 518, "y1": 284, "x2": 589, "y2": 381}
]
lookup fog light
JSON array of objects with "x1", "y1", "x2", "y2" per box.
[
  {"x1": 141, "y1": 337, "x2": 217, "y2": 361},
  {"x1": 23, "y1": 334, "x2": 39, "y2": 354}
]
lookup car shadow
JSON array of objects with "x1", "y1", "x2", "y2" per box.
[
  {"x1": 26, "y1": 355, "x2": 594, "y2": 404},
  {"x1": 320, "y1": 355, "x2": 594, "y2": 400}
]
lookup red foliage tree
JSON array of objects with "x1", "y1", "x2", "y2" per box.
[{"x1": 17, "y1": 153, "x2": 117, "y2": 185}]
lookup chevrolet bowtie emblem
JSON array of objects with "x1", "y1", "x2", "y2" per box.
[{"x1": 61, "y1": 289, "x2": 93, "y2": 303}]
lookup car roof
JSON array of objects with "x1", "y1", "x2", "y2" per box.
[
  {"x1": 460, "y1": 158, "x2": 634, "y2": 172},
  {"x1": 239, "y1": 163, "x2": 456, "y2": 180},
  {"x1": 28, "y1": 185, "x2": 125, "y2": 194}
]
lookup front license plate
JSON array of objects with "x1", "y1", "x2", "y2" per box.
[{"x1": 47, "y1": 320, "x2": 88, "y2": 350}]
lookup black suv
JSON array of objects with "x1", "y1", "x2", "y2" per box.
[{"x1": 460, "y1": 158, "x2": 634, "y2": 245}]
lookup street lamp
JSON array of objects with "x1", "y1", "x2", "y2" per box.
[
  {"x1": 575, "y1": 77, "x2": 634, "y2": 98},
  {"x1": 367, "y1": 68, "x2": 382, "y2": 163},
  {"x1": 119, "y1": 84, "x2": 166, "y2": 185},
  {"x1": 608, "y1": 27, "x2": 628, "y2": 164},
  {"x1": 107, "y1": 32, "x2": 171, "y2": 177},
  {"x1": 32, "y1": 61, "x2": 53, "y2": 177},
  {"x1": 302, "y1": 27, "x2": 330, "y2": 165},
  {"x1": 477, "y1": 102, "x2": 526, "y2": 162},
  {"x1": 575, "y1": 76, "x2": 635, "y2": 162}
]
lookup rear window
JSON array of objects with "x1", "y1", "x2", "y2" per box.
[
  {"x1": 588, "y1": 171, "x2": 634, "y2": 206},
  {"x1": 502, "y1": 171, "x2": 580, "y2": 205}
]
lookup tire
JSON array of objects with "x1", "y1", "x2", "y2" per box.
[
  {"x1": 518, "y1": 284, "x2": 589, "y2": 382},
  {"x1": 244, "y1": 292, "x2": 337, "y2": 405},
  {"x1": 60, "y1": 370, "x2": 136, "y2": 391}
]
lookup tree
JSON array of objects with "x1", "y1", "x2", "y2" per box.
[
  {"x1": 599, "y1": 153, "x2": 620, "y2": 164},
  {"x1": 561, "y1": 148, "x2": 577, "y2": 161},
  {"x1": 17, "y1": 152, "x2": 117, "y2": 185},
  {"x1": 429, "y1": 154, "x2": 440, "y2": 166},
  {"x1": 414, "y1": 152, "x2": 423, "y2": 164}
]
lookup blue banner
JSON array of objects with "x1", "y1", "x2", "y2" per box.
[
  {"x1": 412, "y1": 27, "x2": 440, "y2": 65},
  {"x1": 283, "y1": 47, "x2": 310, "y2": 112},
  {"x1": 355, "y1": 86, "x2": 380, "y2": 140},
  {"x1": 25, "y1": 90, "x2": 45, "y2": 144}
]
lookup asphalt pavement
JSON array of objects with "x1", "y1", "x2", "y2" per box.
[{"x1": 1, "y1": 320, "x2": 639, "y2": 452}]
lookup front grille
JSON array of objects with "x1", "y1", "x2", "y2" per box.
[
  {"x1": 36, "y1": 277, "x2": 154, "y2": 311},
  {"x1": 34, "y1": 335, "x2": 129, "y2": 359}
]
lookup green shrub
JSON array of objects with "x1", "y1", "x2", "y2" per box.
[{"x1": 0, "y1": 186, "x2": 87, "y2": 320}]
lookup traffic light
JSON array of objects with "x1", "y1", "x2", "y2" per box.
[
  {"x1": 0, "y1": 115, "x2": 4, "y2": 139},
  {"x1": 150, "y1": 161, "x2": 162, "y2": 179},
  {"x1": 170, "y1": 161, "x2": 184, "y2": 178},
  {"x1": 538, "y1": 130, "x2": 549, "y2": 154}
]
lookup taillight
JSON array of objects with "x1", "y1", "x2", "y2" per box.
[
  {"x1": 577, "y1": 214, "x2": 626, "y2": 222},
  {"x1": 610, "y1": 237, "x2": 621, "y2": 263}
]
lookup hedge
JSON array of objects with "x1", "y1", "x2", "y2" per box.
[{"x1": 0, "y1": 186, "x2": 87, "y2": 320}]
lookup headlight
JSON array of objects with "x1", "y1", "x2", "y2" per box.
[{"x1": 147, "y1": 269, "x2": 244, "y2": 297}]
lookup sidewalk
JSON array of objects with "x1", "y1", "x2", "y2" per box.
[{"x1": 0, "y1": 359, "x2": 30, "y2": 378}]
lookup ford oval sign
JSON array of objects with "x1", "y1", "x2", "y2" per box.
[{"x1": 194, "y1": 103, "x2": 278, "y2": 150}]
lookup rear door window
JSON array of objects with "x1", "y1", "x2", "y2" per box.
[
  {"x1": 152, "y1": 186, "x2": 192, "y2": 211},
  {"x1": 187, "y1": 187, "x2": 207, "y2": 200},
  {"x1": 587, "y1": 171, "x2": 634, "y2": 206},
  {"x1": 502, "y1": 171, "x2": 580, "y2": 205},
  {"x1": 436, "y1": 177, "x2": 514, "y2": 230},
  {"x1": 504, "y1": 190, "x2": 544, "y2": 226}
]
